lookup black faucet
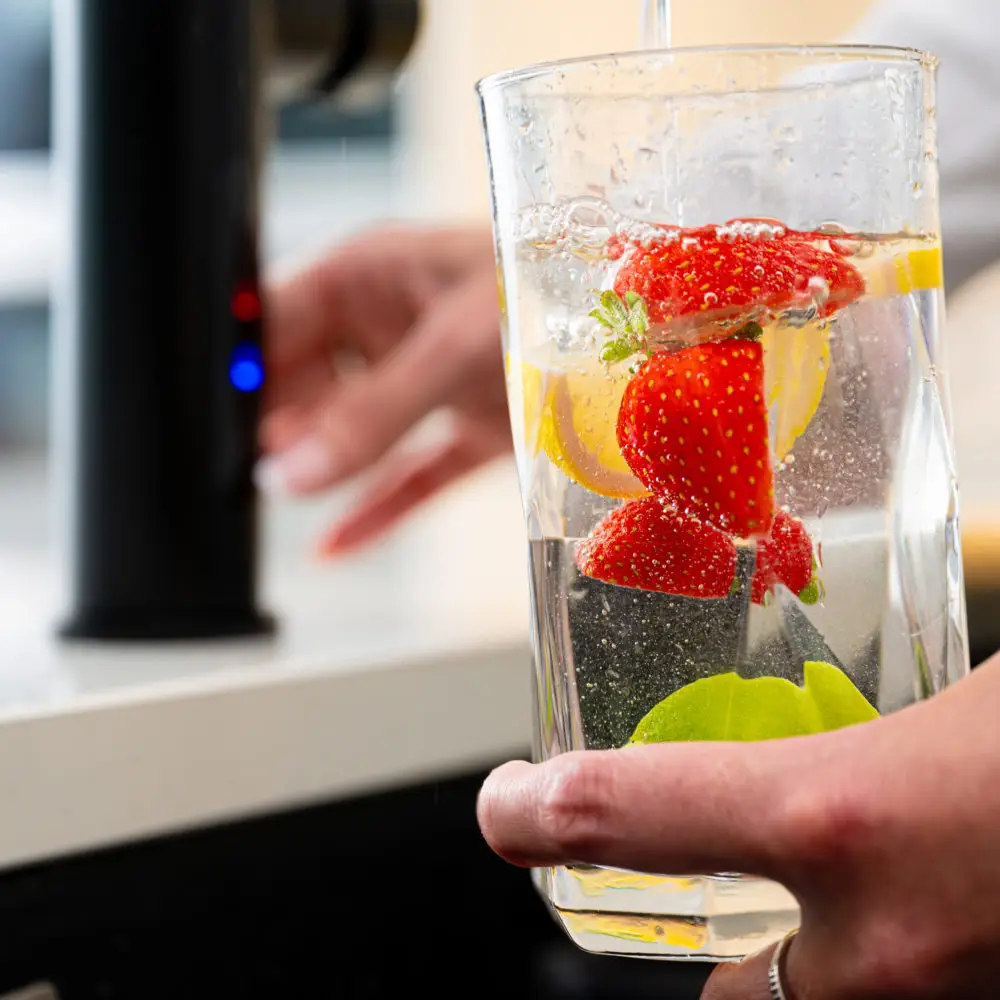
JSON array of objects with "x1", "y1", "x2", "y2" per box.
[{"x1": 52, "y1": 0, "x2": 420, "y2": 640}]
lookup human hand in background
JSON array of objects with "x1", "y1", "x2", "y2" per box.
[{"x1": 258, "y1": 225, "x2": 511, "y2": 556}]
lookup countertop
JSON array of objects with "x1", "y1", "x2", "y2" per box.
[{"x1": 0, "y1": 455, "x2": 533, "y2": 874}]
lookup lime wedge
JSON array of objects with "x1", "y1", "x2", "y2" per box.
[{"x1": 627, "y1": 660, "x2": 878, "y2": 745}]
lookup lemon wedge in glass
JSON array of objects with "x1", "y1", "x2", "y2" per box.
[
  {"x1": 763, "y1": 243, "x2": 944, "y2": 461},
  {"x1": 763, "y1": 320, "x2": 830, "y2": 461},
  {"x1": 515, "y1": 356, "x2": 648, "y2": 499},
  {"x1": 861, "y1": 242, "x2": 944, "y2": 298}
]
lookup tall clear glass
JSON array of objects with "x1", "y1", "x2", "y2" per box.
[{"x1": 478, "y1": 46, "x2": 969, "y2": 961}]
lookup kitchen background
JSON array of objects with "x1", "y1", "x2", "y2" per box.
[
  {"x1": 0, "y1": 0, "x2": 876, "y2": 454},
  {"x1": 2, "y1": 2, "x2": 1000, "y2": 998}
]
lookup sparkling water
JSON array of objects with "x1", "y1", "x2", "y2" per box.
[{"x1": 504, "y1": 202, "x2": 967, "y2": 959}]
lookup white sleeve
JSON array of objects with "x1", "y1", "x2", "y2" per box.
[{"x1": 847, "y1": 0, "x2": 1000, "y2": 292}]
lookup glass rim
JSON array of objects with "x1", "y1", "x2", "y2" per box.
[{"x1": 476, "y1": 43, "x2": 937, "y2": 96}]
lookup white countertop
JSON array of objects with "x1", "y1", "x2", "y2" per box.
[{"x1": 0, "y1": 455, "x2": 533, "y2": 873}]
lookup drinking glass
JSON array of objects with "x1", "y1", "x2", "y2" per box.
[{"x1": 478, "y1": 45, "x2": 969, "y2": 961}]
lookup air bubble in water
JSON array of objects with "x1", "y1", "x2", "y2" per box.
[
  {"x1": 808, "y1": 275, "x2": 830, "y2": 309},
  {"x1": 570, "y1": 314, "x2": 600, "y2": 349},
  {"x1": 565, "y1": 197, "x2": 615, "y2": 258},
  {"x1": 816, "y1": 221, "x2": 874, "y2": 259},
  {"x1": 716, "y1": 219, "x2": 786, "y2": 243},
  {"x1": 616, "y1": 216, "x2": 675, "y2": 250},
  {"x1": 633, "y1": 191, "x2": 654, "y2": 212},
  {"x1": 753, "y1": 264, "x2": 766, "y2": 278},
  {"x1": 703, "y1": 291, "x2": 719, "y2": 308},
  {"x1": 545, "y1": 310, "x2": 572, "y2": 342}
]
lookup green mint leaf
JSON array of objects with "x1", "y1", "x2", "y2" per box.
[{"x1": 627, "y1": 660, "x2": 879, "y2": 745}]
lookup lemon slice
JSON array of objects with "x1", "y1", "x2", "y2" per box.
[
  {"x1": 515, "y1": 356, "x2": 648, "y2": 499},
  {"x1": 763, "y1": 320, "x2": 830, "y2": 460},
  {"x1": 763, "y1": 244, "x2": 943, "y2": 459},
  {"x1": 862, "y1": 243, "x2": 944, "y2": 298}
]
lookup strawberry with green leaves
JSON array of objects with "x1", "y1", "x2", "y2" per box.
[
  {"x1": 577, "y1": 495, "x2": 737, "y2": 598},
  {"x1": 615, "y1": 337, "x2": 774, "y2": 538},
  {"x1": 751, "y1": 509, "x2": 822, "y2": 605}
]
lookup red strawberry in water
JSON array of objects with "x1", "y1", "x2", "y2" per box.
[
  {"x1": 577, "y1": 496, "x2": 737, "y2": 598},
  {"x1": 613, "y1": 223, "x2": 865, "y2": 329},
  {"x1": 616, "y1": 340, "x2": 774, "y2": 537},
  {"x1": 751, "y1": 509, "x2": 818, "y2": 605}
]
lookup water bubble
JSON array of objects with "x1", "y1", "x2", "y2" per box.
[
  {"x1": 545, "y1": 310, "x2": 572, "y2": 345},
  {"x1": 569, "y1": 314, "x2": 600, "y2": 349},
  {"x1": 610, "y1": 143, "x2": 628, "y2": 186},
  {"x1": 716, "y1": 219, "x2": 786, "y2": 243},
  {"x1": 703, "y1": 291, "x2": 719, "y2": 308},
  {"x1": 616, "y1": 216, "x2": 676, "y2": 251},
  {"x1": 565, "y1": 197, "x2": 615, "y2": 258},
  {"x1": 633, "y1": 191, "x2": 654, "y2": 213},
  {"x1": 753, "y1": 264, "x2": 766, "y2": 279},
  {"x1": 808, "y1": 275, "x2": 830, "y2": 309},
  {"x1": 518, "y1": 119, "x2": 534, "y2": 136}
]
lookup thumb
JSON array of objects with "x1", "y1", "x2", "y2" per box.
[
  {"x1": 258, "y1": 269, "x2": 500, "y2": 495},
  {"x1": 476, "y1": 730, "x2": 859, "y2": 883}
]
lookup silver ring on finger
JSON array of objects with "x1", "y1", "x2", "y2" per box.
[{"x1": 768, "y1": 928, "x2": 798, "y2": 1000}]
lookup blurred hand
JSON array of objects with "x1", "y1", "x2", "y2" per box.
[
  {"x1": 478, "y1": 655, "x2": 1000, "y2": 999},
  {"x1": 258, "y1": 224, "x2": 510, "y2": 556}
]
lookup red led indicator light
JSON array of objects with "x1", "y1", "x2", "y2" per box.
[{"x1": 232, "y1": 284, "x2": 261, "y2": 322}]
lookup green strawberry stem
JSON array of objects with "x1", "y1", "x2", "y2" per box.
[
  {"x1": 590, "y1": 289, "x2": 649, "y2": 364},
  {"x1": 733, "y1": 320, "x2": 764, "y2": 341}
]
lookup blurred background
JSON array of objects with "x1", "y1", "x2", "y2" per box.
[
  {"x1": 2, "y1": 2, "x2": 999, "y2": 999},
  {"x1": 0, "y1": 0, "x2": 875, "y2": 456}
]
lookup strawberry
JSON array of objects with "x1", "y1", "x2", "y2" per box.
[
  {"x1": 577, "y1": 496, "x2": 736, "y2": 598},
  {"x1": 612, "y1": 223, "x2": 865, "y2": 330},
  {"x1": 616, "y1": 340, "x2": 774, "y2": 537},
  {"x1": 751, "y1": 510, "x2": 818, "y2": 605}
]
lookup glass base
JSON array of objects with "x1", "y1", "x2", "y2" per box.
[{"x1": 534, "y1": 865, "x2": 800, "y2": 961}]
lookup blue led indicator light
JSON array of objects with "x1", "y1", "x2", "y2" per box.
[{"x1": 229, "y1": 343, "x2": 264, "y2": 393}]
